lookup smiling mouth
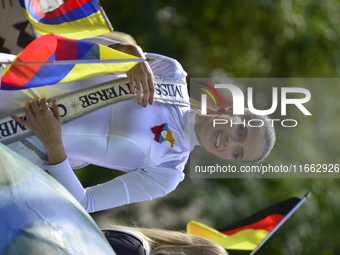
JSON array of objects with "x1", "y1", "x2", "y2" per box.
[{"x1": 215, "y1": 130, "x2": 222, "y2": 148}]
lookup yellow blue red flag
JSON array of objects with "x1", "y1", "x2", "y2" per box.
[
  {"x1": 20, "y1": 0, "x2": 112, "y2": 39},
  {"x1": 1, "y1": 34, "x2": 138, "y2": 90}
]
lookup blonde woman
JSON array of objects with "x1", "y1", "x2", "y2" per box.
[
  {"x1": 1, "y1": 37, "x2": 275, "y2": 213},
  {"x1": 101, "y1": 226, "x2": 228, "y2": 255}
]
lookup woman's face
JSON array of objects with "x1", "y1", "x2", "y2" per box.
[{"x1": 195, "y1": 114, "x2": 266, "y2": 161}]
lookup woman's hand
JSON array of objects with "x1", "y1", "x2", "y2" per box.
[
  {"x1": 11, "y1": 98, "x2": 67, "y2": 165},
  {"x1": 109, "y1": 43, "x2": 155, "y2": 107},
  {"x1": 127, "y1": 61, "x2": 155, "y2": 107}
]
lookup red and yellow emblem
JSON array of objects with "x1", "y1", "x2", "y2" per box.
[{"x1": 151, "y1": 123, "x2": 175, "y2": 148}]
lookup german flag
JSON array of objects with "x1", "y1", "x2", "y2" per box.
[{"x1": 187, "y1": 195, "x2": 309, "y2": 251}]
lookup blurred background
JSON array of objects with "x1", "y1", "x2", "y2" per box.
[
  {"x1": 80, "y1": 0, "x2": 340, "y2": 254},
  {"x1": 2, "y1": 0, "x2": 340, "y2": 254}
]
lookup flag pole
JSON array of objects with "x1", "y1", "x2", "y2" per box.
[
  {"x1": 93, "y1": 0, "x2": 113, "y2": 31},
  {"x1": 0, "y1": 58, "x2": 148, "y2": 66},
  {"x1": 249, "y1": 192, "x2": 310, "y2": 255}
]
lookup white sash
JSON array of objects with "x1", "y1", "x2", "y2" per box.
[{"x1": 0, "y1": 77, "x2": 189, "y2": 145}]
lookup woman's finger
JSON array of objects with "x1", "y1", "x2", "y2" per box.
[
  {"x1": 30, "y1": 99, "x2": 41, "y2": 114},
  {"x1": 144, "y1": 63, "x2": 155, "y2": 107},
  {"x1": 135, "y1": 78, "x2": 143, "y2": 105},
  {"x1": 25, "y1": 101, "x2": 34, "y2": 116},
  {"x1": 24, "y1": 101, "x2": 35, "y2": 123},
  {"x1": 40, "y1": 98, "x2": 50, "y2": 112},
  {"x1": 11, "y1": 114, "x2": 24, "y2": 124},
  {"x1": 128, "y1": 73, "x2": 135, "y2": 94},
  {"x1": 148, "y1": 78, "x2": 155, "y2": 105},
  {"x1": 141, "y1": 78, "x2": 149, "y2": 107},
  {"x1": 51, "y1": 99, "x2": 61, "y2": 121},
  {"x1": 11, "y1": 114, "x2": 31, "y2": 129}
]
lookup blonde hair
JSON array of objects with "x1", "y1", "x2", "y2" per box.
[
  {"x1": 113, "y1": 226, "x2": 228, "y2": 255},
  {"x1": 190, "y1": 98, "x2": 276, "y2": 163}
]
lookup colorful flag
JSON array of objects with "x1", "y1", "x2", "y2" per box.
[
  {"x1": 1, "y1": 34, "x2": 139, "y2": 90},
  {"x1": 187, "y1": 195, "x2": 308, "y2": 251},
  {"x1": 20, "y1": 0, "x2": 112, "y2": 39}
]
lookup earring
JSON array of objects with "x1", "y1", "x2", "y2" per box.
[{"x1": 216, "y1": 108, "x2": 226, "y2": 115}]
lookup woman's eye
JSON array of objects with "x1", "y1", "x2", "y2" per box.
[
  {"x1": 233, "y1": 150, "x2": 239, "y2": 159},
  {"x1": 239, "y1": 126, "x2": 244, "y2": 137}
]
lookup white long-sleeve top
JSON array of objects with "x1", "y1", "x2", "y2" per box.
[
  {"x1": 42, "y1": 99, "x2": 199, "y2": 213},
  {"x1": 0, "y1": 38, "x2": 200, "y2": 213}
]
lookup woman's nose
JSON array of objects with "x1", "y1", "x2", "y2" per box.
[
  {"x1": 225, "y1": 136, "x2": 231, "y2": 147},
  {"x1": 225, "y1": 135, "x2": 240, "y2": 147}
]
